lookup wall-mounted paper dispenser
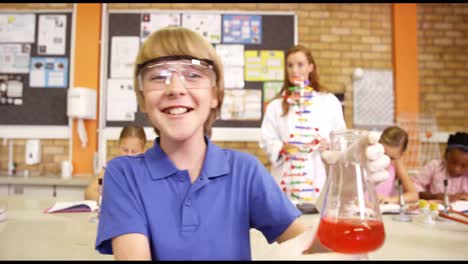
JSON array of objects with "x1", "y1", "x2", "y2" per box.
[
  {"x1": 67, "y1": 87, "x2": 97, "y2": 148},
  {"x1": 25, "y1": 139, "x2": 41, "y2": 165}
]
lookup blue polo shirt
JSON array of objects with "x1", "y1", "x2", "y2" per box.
[{"x1": 95, "y1": 136, "x2": 301, "y2": 260}]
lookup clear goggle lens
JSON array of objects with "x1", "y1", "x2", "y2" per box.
[{"x1": 139, "y1": 59, "x2": 215, "y2": 90}]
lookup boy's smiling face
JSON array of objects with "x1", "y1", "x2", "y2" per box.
[{"x1": 140, "y1": 59, "x2": 218, "y2": 141}]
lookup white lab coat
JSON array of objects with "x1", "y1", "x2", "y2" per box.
[{"x1": 259, "y1": 92, "x2": 346, "y2": 204}]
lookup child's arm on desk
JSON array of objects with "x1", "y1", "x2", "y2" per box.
[
  {"x1": 379, "y1": 159, "x2": 419, "y2": 204},
  {"x1": 419, "y1": 192, "x2": 468, "y2": 202}
]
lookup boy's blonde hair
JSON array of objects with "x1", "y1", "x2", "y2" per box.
[{"x1": 133, "y1": 26, "x2": 225, "y2": 138}]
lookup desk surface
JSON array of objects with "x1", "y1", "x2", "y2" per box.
[
  {"x1": 1, "y1": 196, "x2": 468, "y2": 260},
  {"x1": 0, "y1": 196, "x2": 112, "y2": 260},
  {"x1": 252, "y1": 213, "x2": 468, "y2": 260}
]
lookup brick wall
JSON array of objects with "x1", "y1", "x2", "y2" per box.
[
  {"x1": 0, "y1": 3, "x2": 466, "y2": 176},
  {"x1": 417, "y1": 4, "x2": 468, "y2": 132},
  {"x1": 0, "y1": 139, "x2": 69, "y2": 176},
  {"x1": 100, "y1": 3, "x2": 393, "y2": 170}
]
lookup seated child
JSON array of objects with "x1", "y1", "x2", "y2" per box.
[
  {"x1": 84, "y1": 124, "x2": 147, "y2": 201},
  {"x1": 375, "y1": 126, "x2": 419, "y2": 204},
  {"x1": 412, "y1": 132, "x2": 468, "y2": 202}
]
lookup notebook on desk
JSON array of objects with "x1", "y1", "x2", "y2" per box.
[
  {"x1": 451, "y1": 200, "x2": 468, "y2": 213},
  {"x1": 379, "y1": 203, "x2": 419, "y2": 215},
  {"x1": 44, "y1": 200, "x2": 98, "y2": 214}
]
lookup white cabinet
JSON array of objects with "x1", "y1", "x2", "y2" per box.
[{"x1": 0, "y1": 176, "x2": 89, "y2": 199}]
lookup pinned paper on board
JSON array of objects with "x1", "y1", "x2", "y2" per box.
[
  {"x1": 140, "y1": 13, "x2": 180, "y2": 43},
  {"x1": 182, "y1": 14, "x2": 221, "y2": 44},
  {"x1": 0, "y1": 44, "x2": 31, "y2": 74},
  {"x1": 37, "y1": 14, "x2": 67, "y2": 55},
  {"x1": 245, "y1": 50, "x2": 284, "y2": 81},
  {"x1": 106, "y1": 78, "x2": 138, "y2": 121},
  {"x1": 0, "y1": 75, "x2": 24, "y2": 106},
  {"x1": 29, "y1": 57, "x2": 68, "y2": 88},
  {"x1": 216, "y1": 44, "x2": 245, "y2": 89},
  {"x1": 220, "y1": 89, "x2": 262, "y2": 121},
  {"x1": 263, "y1": 81, "x2": 283, "y2": 112},
  {"x1": 110, "y1": 36, "x2": 140, "y2": 78},
  {"x1": 0, "y1": 14, "x2": 36, "y2": 43}
]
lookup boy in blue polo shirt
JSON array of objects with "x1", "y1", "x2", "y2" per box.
[{"x1": 95, "y1": 26, "x2": 390, "y2": 260}]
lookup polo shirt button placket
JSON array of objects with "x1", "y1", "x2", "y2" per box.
[{"x1": 185, "y1": 199, "x2": 192, "y2": 206}]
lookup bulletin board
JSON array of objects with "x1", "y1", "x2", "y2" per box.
[
  {"x1": 0, "y1": 11, "x2": 73, "y2": 125},
  {"x1": 103, "y1": 11, "x2": 296, "y2": 129}
]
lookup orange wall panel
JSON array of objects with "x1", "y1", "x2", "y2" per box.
[
  {"x1": 71, "y1": 3, "x2": 101, "y2": 177},
  {"x1": 392, "y1": 4, "x2": 420, "y2": 116}
]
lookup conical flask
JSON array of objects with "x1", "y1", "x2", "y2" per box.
[{"x1": 317, "y1": 129, "x2": 385, "y2": 255}]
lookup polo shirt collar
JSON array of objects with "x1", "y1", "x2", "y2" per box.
[{"x1": 145, "y1": 135, "x2": 230, "y2": 180}]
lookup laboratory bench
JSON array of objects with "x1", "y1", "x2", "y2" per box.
[{"x1": 1, "y1": 196, "x2": 467, "y2": 260}]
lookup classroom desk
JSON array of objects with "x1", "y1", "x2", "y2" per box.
[
  {"x1": 252, "y1": 212, "x2": 468, "y2": 260},
  {"x1": 1, "y1": 196, "x2": 467, "y2": 260},
  {"x1": 0, "y1": 196, "x2": 112, "y2": 260}
]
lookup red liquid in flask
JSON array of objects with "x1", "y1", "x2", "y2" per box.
[{"x1": 317, "y1": 217, "x2": 385, "y2": 254}]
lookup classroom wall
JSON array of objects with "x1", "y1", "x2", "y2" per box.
[
  {"x1": 104, "y1": 3, "x2": 468, "y2": 170},
  {"x1": 417, "y1": 4, "x2": 468, "y2": 132},
  {"x1": 1, "y1": 3, "x2": 466, "y2": 175},
  {"x1": 0, "y1": 3, "x2": 72, "y2": 175},
  {"x1": 103, "y1": 3, "x2": 393, "y2": 170}
]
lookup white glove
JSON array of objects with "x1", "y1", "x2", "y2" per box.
[
  {"x1": 320, "y1": 131, "x2": 390, "y2": 184},
  {"x1": 316, "y1": 131, "x2": 390, "y2": 214}
]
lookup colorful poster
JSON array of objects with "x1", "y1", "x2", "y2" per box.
[
  {"x1": 245, "y1": 50, "x2": 284, "y2": 81},
  {"x1": 244, "y1": 50, "x2": 262, "y2": 81},
  {"x1": 29, "y1": 57, "x2": 68, "y2": 88},
  {"x1": 182, "y1": 14, "x2": 221, "y2": 44},
  {"x1": 222, "y1": 14, "x2": 261, "y2": 44}
]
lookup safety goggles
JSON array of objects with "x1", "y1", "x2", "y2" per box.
[{"x1": 137, "y1": 55, "x2": 216, "y2": 91}]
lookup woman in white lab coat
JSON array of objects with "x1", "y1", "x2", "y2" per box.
[{"x1": 259, "y1": 44, "x2": 346, "y2": 211}]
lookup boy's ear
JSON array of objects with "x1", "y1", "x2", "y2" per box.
[
  {"x1": 139, "y1": 104, "x2": 147, "y2": 113},
  {"x1": 138, "y1": 92, "x2": 147, "y2": 113},
  {"x1": 210, "y1": 87, "x2": 219, "y2": 108},
  {"x1": 210, "y1": 97, "x2": 218, "y2": 108}
]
